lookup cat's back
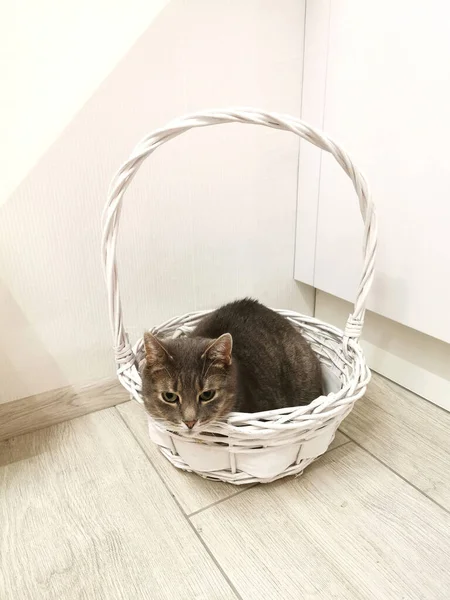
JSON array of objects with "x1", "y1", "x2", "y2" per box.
[
  {"x1": 193, "y1": 298, "x2": 322, "y2": 409},
  {"x1": 194, "y1": 298, "x2": 287, "y2": 338}
]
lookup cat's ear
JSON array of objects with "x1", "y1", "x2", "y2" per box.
[
  {"x1": 143, "y1": 332, "x2": 172, "y2": 371},
  {"x1": 202, "y1": 333, "x2": 233, "y2": 367}
]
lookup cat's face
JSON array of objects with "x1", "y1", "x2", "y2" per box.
[{"x1": 141, "y1": 332, "x2": 237, "y2": 431}]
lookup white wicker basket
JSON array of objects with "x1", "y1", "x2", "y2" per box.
[{"x1": 102, "y1": 108, "x2": 377, "y2": 484}]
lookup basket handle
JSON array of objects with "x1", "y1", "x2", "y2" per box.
[{"x1": 102, "y1": 108, "x2": 377, "y2": 369}]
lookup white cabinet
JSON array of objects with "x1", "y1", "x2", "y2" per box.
[{"x1": 295, "y1": 0, "x2": 450, "y2": 344}]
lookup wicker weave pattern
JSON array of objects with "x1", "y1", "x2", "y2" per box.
[{"x1": 101, "y1": 108, "x2": 377, "y2": 484}]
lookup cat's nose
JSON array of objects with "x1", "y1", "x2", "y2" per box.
[{"x1": 184, "y1": 420, "x2": 198, "y2": 430}]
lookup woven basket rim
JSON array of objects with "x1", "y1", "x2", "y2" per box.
[{"x1": 117, "y1": 307, "x2": 370, "y2": 425}]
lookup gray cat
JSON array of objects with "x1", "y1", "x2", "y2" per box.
[{"x1": 142, "y1": 298, "x2": 322, "y2": 431}]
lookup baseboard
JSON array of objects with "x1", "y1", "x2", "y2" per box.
[{"x1": 0, "y1": 377, "x2": 129, "y2": 442}]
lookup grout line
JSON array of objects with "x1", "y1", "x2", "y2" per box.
[
  {"x1": 115, "y1": 408, "x2": 244, "y2": 600},
  {"x1": 190, "y1": 439, "x2": 352, "y2": 518},
  {"x1": 331, "y1": 439, "x2": 351, "y2": 450},
  {"x1": 343, "y1": 432, "x2": 450, "y2": 517},
  {"x1": 188, "y1": 483, "x2": 259, "y2": 518},
  {"x1": 318, "y1": 438, "x2": 352, "y2": 457},
  {"x1": 182, "y1": 513, "x2": 244, "y2": 600}
]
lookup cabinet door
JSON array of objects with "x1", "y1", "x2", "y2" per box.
[{"x1": 295, "y1": 0, "x2": 450, "y2": 344}]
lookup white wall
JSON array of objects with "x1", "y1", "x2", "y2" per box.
[
  {"x1": 1, "y1": 0, "x2": 170, "y2": 205},
  {"x1": 0, "y1": 0, "x2": 312, "y2": 404}
]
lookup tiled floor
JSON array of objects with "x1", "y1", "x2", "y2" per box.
[{"x1": 1, "y1": 374, "x2": 449, "y2": 599}]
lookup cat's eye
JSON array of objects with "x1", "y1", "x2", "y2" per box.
[
  {"x1": 199, "y1": 390, "x2": 216, "y2": 402},
  {"x1": 162, "y1": 392, "x2": 179, "y2": 403}
]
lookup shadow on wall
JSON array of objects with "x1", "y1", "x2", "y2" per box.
[
  {"x1": 0, "y1": 0, "x2": 310, "y2": 403},
  {"x1": 0, "y1": 279, "x2": 68, "y2": 404}
]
